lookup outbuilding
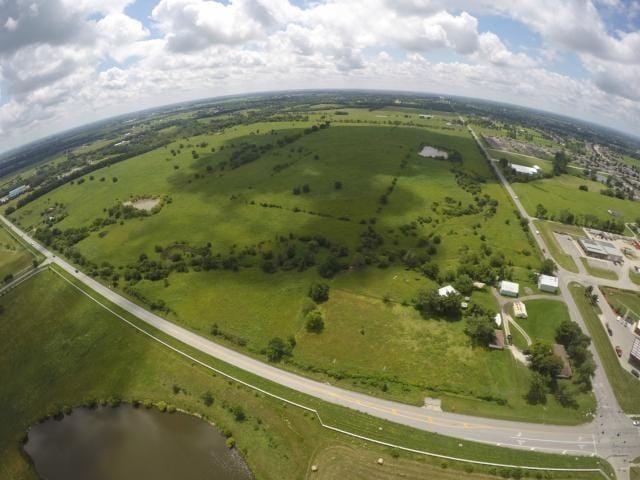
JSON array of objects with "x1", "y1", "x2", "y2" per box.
[
  {"x1": 489, "y1": 330, "x2": 505, "y2": 350},
  {"x1": 499, "y1": 280, "x2": 519, "y2": 297},
  {"x1": 513, "y1": 301, "x2": 528, "y2": 319},
  {"x1": 438, "y1": 285, "x2": 459, "y2": 297},
  {"x1": 538, "y1": 274, "x2": 559, "y2": 293},
  {"x1": 494, "y1": 313, "x2": 502, "y2": 327},
  {"x1": 509, "y1": 163, "x2": 540, "y2": 176}
]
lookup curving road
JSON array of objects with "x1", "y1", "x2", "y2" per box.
[{"x1": 3, "y1": 125, "x2": 640, "y2": 476}]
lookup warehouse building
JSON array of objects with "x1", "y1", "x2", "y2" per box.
[
  {"x1": 578, "y1": 237, "x2": 623, "y2": 263},
  {"x1": 509, "y1": 163, "x2": 540, "y2": 176},
  {"x1": 499, "y1": 280, "x2": 519, "y2": 297},
  {"x1": 538, "y1": 274, "x2": 559, "y2": 293},
  {"x1": 8, "y1": 185, "x2": 28, "y2": 199}
]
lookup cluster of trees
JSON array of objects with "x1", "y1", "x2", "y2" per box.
[
  {"x1": 414, "y1": 289, "x2": 463, "y2": 320},
  {"x1": 265, "y1": 336, "x2": 296, "y2": 362},
  {"x1": 534, "y1": 205, "x2": 626, "y2": 234},
  {"x1": 34, "y1": 226, "x2": 89, "y2": 252},
  {"x1": 552, "y1": 151, "x2": 570, "y2": 175},
  {"x1": 292, "y1": 184, "x2": 310, "y2": 195}
]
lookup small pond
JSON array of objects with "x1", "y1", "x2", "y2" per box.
[
  {"x1": 23, "y1": 405, "x2": 253, "y2": 480},
  {"x1": 418, "y1": 146, "x2": 448, "y2": 158}
]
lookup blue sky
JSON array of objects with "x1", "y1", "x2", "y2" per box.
[{"x1": 0, "y1": 0, "x2": 639, "y2": 152}]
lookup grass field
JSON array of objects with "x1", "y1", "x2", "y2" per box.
[
  {"x1": 601, "y1": 287, "x2": 640, "y2": 323},
  {"x1": 488, "y1": 149, "x2": 553, "y2": 174},
  {"x1": 579, "y1": 258, "x2": 619, "y2": 280},
  {"x1": 631, "y1": 269, "x2": 640, "y2": 286},
  {"x1": 518, "y1": 299, "x2": 570, "y2": 345},
  {"x1": 6, "y1": 109, "x2": 587, "y2": 421},
  {"x1": 533, "y1": 220, "x2": 581, "y2": 273},
  {"x1": 569, "y1": 283, "x2": 640, "y2": 414},
  {"x1": 0, "y1": 223, "x2": 34, "y2": 280},
  {"x1": 0, "y1": 270, "x2": 609, "y2": 480},
  {"x1": 513, "y1": 174, "x2": 640, "y2": 224}
]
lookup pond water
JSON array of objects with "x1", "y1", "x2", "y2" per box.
[
  {"x1": 418, "y1": 145, "x2": 448, "y2": 158},
  {"x1": 24, "y1": 405, "x2": 253, "y2": 480}
]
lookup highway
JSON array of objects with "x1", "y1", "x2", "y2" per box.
[{"x1": 3, "y1": 128, "x2": 640, "y2": 476}]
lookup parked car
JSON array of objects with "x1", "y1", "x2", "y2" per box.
[
  {"x1": 633, "y1": 420, "x2": 640, "y2": 427},
  {"x1": 632, "y1": 370, "x2": 639, "y2": 378},
  {"x1": 606, "y1": 324, "x2": 613, "y2": 336},
  {"x1": 615, "y1": 346, "x2": 623, "y2": 357}
]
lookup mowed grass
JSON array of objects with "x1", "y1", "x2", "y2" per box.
[
  {"x1": 533, "y1": 220, "x2": 581, "y2": 273},
  {"x1": 0, "y1": 223, "x2": 33, "y2": 279},
  {"x1": 517, "y1": 299, "x2": 569, "y2": 345},
  {"x1": 7, "y1": 113, "x2": 558, "y2": 420},
  {"x1": 569, "y1": 283, "x2": 640, "y2": 414},
  {"x1": 488, "y1": 149, "x2": 553, "y2": 174},
  {"x1": 0, "y1": 271, "x2": 608, "y2": 480},
  {"x1": 579, "y1": 258, "x2": 619, "y2": 280},
  {"x1": 601, "y1": 286, "x2": 640, "y2": 322},
  {"x1": 513, "y1": 174, "x2": 640, "y2": 223}
]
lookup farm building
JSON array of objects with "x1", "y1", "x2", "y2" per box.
[
  {"x1": 510, "y1": 163, "x2": 540, "y2": 175},
  {"x1": 578, "y1": 237, "x2": 623, "y2": 263},
  {"x1": 513, "y1": 301, "x2": 528, "y2": 318},
  {"x1": 8, "y1": 185, "x2": 28, "y2": 199},
  {"x1": 538, "y1": 274, "x2": 559, "y2": 293},
  {"x1": 438, "y1": 285, "x2": 459, "y2": 297},
  {"x1": 499, "y1": 280, "x2": 519, "y2": 297},
  {"x1": 553, "y1": 344, "x2": 573, "y2": 379},
  {"x1": 631, "y1": 338, "x2": 640, "y2": 365},
  {"x1": 490, "y1": 330, "x2": 505, "y2": 350}
]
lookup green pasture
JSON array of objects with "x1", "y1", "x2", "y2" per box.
[
  {"x1": 0, "y1": 223, "x2": 34, "y2": 280},
  {"x1": 518, "y1": 299, "x2": 570, "y2": 345}
]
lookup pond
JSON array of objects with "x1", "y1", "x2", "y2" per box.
[
  {"x1": 23, "y1": 405, "x2": 253, "y2": 480},
  {"x1": 418, "y1": 145, "x2": 448, "y2": 158}
]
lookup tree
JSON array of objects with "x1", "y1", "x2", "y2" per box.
[
  {"x1": 415, "y1": 289, "x2": 462, "y2": 319},
  {"x1": 308, "y1": 282, "x2": 329, "y2": 303},
  {"x1": 302, "y1": 183, "x2": 310, "y2": 193},
  {"x1": 464, "y1": 316, "x2": 495, "y2": 346},
  {"x1": 317, "y1": 256, "x2": 341, "y2": 278},
  {"x1": 526, "y1": 373, "x2": 548, "y2": 405},
  {"x1": 552, "y1": 151, "x2": 569, "y2": 175},
  {"x1": 201, "y1": 391, "x2": 214, "y2": 406},
  {"x1": 305, "y1": 310, "x2": 325, "y2": 333},
  {"x1": 0, "y1": 305, "x2": 4, "y2": 316},
  {"x1": 3, "y1": 273, "x2": 14, "y2": 284},
  {"x1": 579, "y1": 185, "x2": 588, "y2": 191},
  {"x1": 535, "y1": 204, "x2": 548, "y2": 219},
  {"x1": 292, "y1": 186, "x2": 301, "y2": 195},
  {"x1": 266, "y1": 337, "x2": 291, "y2": 362},
  {"x1": 526, "y1": 342, "x2": 563, "y2": 378},
  {"x1": 231, "y1": 405, "x2": 246, "y2": 422},
  {"x1": 421, "y1": 261, "x2": 439, "y2": 280},
  {"x1": 554, "y1": 383, "x2": 578, "y2": 408},
  {"x1": 334, "y1": 181, "x2": 343, "y2": 190},
  {"x1": 454, "y1": 274, "x2": 474, "y2": 295},
  {"x1": 540, "y1": 258, "x2": 557, "y2": 275},
  {"x1": 499, "y1": 157, "x2": 508, "y2": 169}
]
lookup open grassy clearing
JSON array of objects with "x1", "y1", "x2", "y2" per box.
[
  {"x1": 488, "y1": 149, "x2": 553, "y2": 174},
  {"x1": 533, "y1": 220, "x2": 581, "y2": 273},
  {"x1": 517, "y1": 299, "x2": 570, "y2": 345},
  {"x1": 569, "y1": 283, "x2": 640, "y2": 414},
  {"x1": 0, "y1": 270, "x2": 608, "y2": 480},
  {"x1": 600, "y1": 287, "x2": 640, "y2": 323},
  {"x1": 579, "y1": 258, "x2": 619, "y2": 280},
  {"x1": 513, "y1": 173, "x2": 639, "y2": 223},
  {"x1": 0, "y1": 222, "x2": 34, "y2": 280},
  {"x1": 7, "y1": 110, "x2": 587, "y2": 422}
]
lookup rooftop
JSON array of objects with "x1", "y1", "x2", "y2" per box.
[
  {"x1": 438, "y1": 285, "x2": 459, "y2": 297},
  {"x1": 538, "y1": 274, "x2": 559, "y2": 287}
]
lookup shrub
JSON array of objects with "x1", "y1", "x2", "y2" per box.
[
  {"x1": 305, "y1": 310, "x2": 325, "y2": 333},
  {"x1": 226, "y1": 437, "x2": 236, "y2": 449},
  {"x1": 308, "y1": 282, "x2": 329, "y2": 303},
  {"x1": 201, "y1": 391, "x2": 214, "y2": 407},
  {"x1": 231, "y1": 405, "x2": 246, "y2": 422}
]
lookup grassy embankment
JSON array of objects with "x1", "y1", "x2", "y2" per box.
[
  {"x1": 569, "y1": 283, "x2": 640, "y2": 414},
  {"x1": 0, "y1": 222, "x2": 37, "y2": 280},
  {"x1": 6, "y1": 113, "x2": 591, "y2": 422},
  {"x1": 0, "y1": 270, "x2": 611, "y2": 480},
  {"x1": 601, "y1": 286, "x2": 640, "y2": 323},
  {"x1": 579, "y1": 258, "x2": 619, "y2": 281}
]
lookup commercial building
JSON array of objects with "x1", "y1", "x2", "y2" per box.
[
  {"x1": 513, "y1": 301, "x2": 528, "y2": 319},
  {"x1": 631, "y1": 338, "x2": 640, "y2": 365},
  {"x1": 438, "y1": 285, "x2": 459, "y2": 297},
  {"x1": 553, "y1": 344, "x2": 573, "y2": 379},
  {"x1": 538, "y1": 274, "x2": 559, "y2": 293},
  {"x1": 578, "y1": 237, "x2": 623, "y2": 263},
  {"x1": 510, "y1": 163, "x2": 540, "y2": 176},
  {"x1": 499, "y1": 280, "x2": 519, "y2": 297}
]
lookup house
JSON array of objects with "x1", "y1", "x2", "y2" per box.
[
  {"x1": 578, "y1": 237, "x2": 623, "y2": 263},
  {"x1": 499, "y1": 280, "x2": 519, "y2": 297},
  {"x1": 494, "y1": 313, "x2": 502, "y2": 327},
  {"x1": 489, "y1": 330, "x2": 505, "y2": 350},
  {"x1": 538, "y1": 274, "x2": 559, "y2": 293},
  {"x1": 513, "y1": 301, "x2": 528, "y2": 319},
  {"x1": 509, "y1": 163, "x2": 540, "y2": 176},
  {"x1": 553, "y1": 344, "x2": 573, "y2": 379},
  {"x1": 438, "y1": 285, "x2": 459, "y2": 297}
]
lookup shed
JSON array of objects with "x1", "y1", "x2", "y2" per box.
[
  {"x1": 513, "y1": 301, "x2": 528, "y2": 319},
  {"x1": 553, "y1": 344, "x2": 573, "y2": 379},
  {"x1": 499, "y1": 280, "x2": 519, "y2": 297},
  {"x1": 538, "y1": 274, "x2": 559, "y2": 293},
  {"x1": 438, "y1": 285, "x2": 459, "y2": 297},
  {"x1": 510, "y1": 163, "x2": 540, "y2": 176},
  {"x1": 494, "y1": 313, "x2": 502, "y2": 327},
  {"x1": 489, "y1": 330, "x2": 505, "y2": 350}
]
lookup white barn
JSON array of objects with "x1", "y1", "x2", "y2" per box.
[
  {"x1": 499, "y1": 280, "x2": 519, "y2": 297},
  {"x1": 538, "y1": 274, "x2": 559, "y2": 293},
  {"x1": 438, "y1": 285, "x2": 459, "y2": 297}
]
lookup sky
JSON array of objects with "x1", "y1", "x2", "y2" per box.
[{"x1": 1, "y1": 0, "x2": 640, "y2": 153}]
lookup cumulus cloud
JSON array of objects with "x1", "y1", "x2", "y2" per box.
[{"x1": 0, "y1": 0, "x2": 638, "y2": 151}]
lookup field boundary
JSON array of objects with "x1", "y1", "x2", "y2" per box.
[{"x1": 43, "y1": 265, "x2": 611, "y2": 479}]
